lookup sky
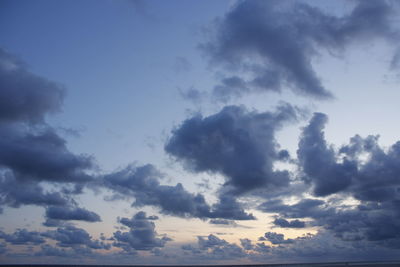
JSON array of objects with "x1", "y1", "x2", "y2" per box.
[{"x1": 1, "y1": 0, "x2": 400, "y2": 265}]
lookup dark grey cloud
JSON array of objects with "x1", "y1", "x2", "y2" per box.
[
  {"x1": 179, "y1": 87, "x2": 205, "y2": 103},
  {"x1": 201, "y1": 0, "x2": 399, "y2": 101},
  {"x1": 293, "y1": 112, "x2": 400, "y2": 248},
  {"x1": 182, "y1": 234, "x2": 246, "y2": 261},
  {"x1": 45, "y1": 206, "x2": 101, "y2": 222},
  {"x1": 174, "y1": 57, "x2": 192, "y2": 73},
  {"x1": 36, "y1": 244, "x2": 73, "y2": 257},
  {"x1": 0, "y1": 229, "x2": 45, "y2": 245},
  {"x1": 273, "y1": 218, "x2": 305, "y2": 229},
  {"x1": 0, "y1": 242, "x2": 6, "y2": 254},
  {"x1": 297, "y1": 113, "x2": 400, "y2": 199},
  {"x1": 0, "y1": 171, "x2": 69, "y2": 209},
  {"x1": 182, "y1": 230, "x2": 400, "y2": 263},
  {"x1": 209, "y1": 219, "x2": 252, "y2": 230},
  {"x1": 212, "y1": 76, "x2": 252, "y2": 103},
  {"x1": 340, "y1": 135, "x2": 400, "y2": 203},
  {"x1": 42, "y1": 218, "x2": 72, "y2": 228},
  {"x1": 264, "y1": 232, "x2": 293, "y2": 245},
  {"x1": 0, "y1": 48, "x2": 94, "y2": 216},
  {"x1": 43, "y1": 226, "x2": 110, "y2": 250},
  {"x1": 0, "y1": 48, "x2": 64, "y2": 123},
  {"x1": 165, "y1": 104, "x2": 298, "y2": 195},
  {"x1": 113, "y1": 211, "x2": 171, "y2": 252},
  {"x1": 103, "y1": 164, "x2": 253, "y2": 220},
  {"x1": 0, "y1": 124, "x2": 93, "y2": 183},
  {"x1": 259, "y1": 198, "x2": 331, "y2": 219},
  {"x1": 297, "y1": 113, "x2": 357, "y2": 196},
  {"x1": 209, "y1": 193, "x2": 254, "y2": 220}
]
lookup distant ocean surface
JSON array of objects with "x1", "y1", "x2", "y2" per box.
[{"x1": 1, "y1": 262, "x2": 400, "y2": 267}]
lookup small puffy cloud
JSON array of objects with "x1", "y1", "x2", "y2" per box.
[
  {"x1": 44, "y1": 226, "x2": 110, "y2": 250},
  {"x1": 297, "y1": 113, "x2": 356, "y2": 196},
  {"x1": 113, "y1": 211, "x2": 171, "y2": 252},
  {"x1": 182, "y1": 234, "x2": 246, "y2": 260},
  {"x1": 273, "y1": 218, "x2": 305, "y2": 228}
]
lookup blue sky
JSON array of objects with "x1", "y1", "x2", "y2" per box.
[{"x1": 1, "y1": 0, "x2": 400, "y2": 264}]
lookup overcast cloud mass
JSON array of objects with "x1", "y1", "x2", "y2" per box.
[{"x1": 1, "y1": 0, "x2": 400, "y2": 265}]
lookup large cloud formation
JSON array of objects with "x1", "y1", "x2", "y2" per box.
[
  {"x1": 3, "y1": 1, "x2": 400, "y2": 263},
  {"x1": 202, "y1": 0, "x2": 399, "y2": 101},
  {"x1": 103, "y1": 164, "x2": 254, "y2": 220},
  {"x1": 165, "y1": 104, "x2": 298, "y2": 195},
  {"x1": 113, "y1": 211, "x2": 171, "y2": 252},
  {"x1": 0, "y1": 48, "x2": 94, "y2": 216}
]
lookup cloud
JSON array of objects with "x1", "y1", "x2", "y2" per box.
[
  {"x1": 165, "y1": 104, "x2": 299, "y2": 195},
  {"x1": 297, "y1": 113, "x2": 356, "y2": 196},
  {"x1": 0, "y1": 229, "x2": 45, "y2": 245},
  {"x1": 45, "y1": 206, "x2": 101, "y2": 222},
  {"x1": 209, "y1": 193, "x2": 254, "y2": 220},
  {"x1": 273, "y1": 218, "x2": 305, "y2": 228},
  {"x1": 113, "y1": 211, "x2": 171, "y2": 252},
  {"x1": 183, "y1": 234, "x2": 246, "y2": 260},
  {"x1": 179, "y1": 87, "x2": 205, "y2": 103},
  {"x1": 36, "y1": 244, "x2": 74, "y2": 257},
  {"x1": 119, "y1": 212, "x2": 159, "y2": 229},
  {"x1": 209, "y1": 219, "x2": 232, "y2": 225},
  {"x1": 0, "y1": 171, "x2": 69, "y2": 209},
  {"x1": 198, "y1": 234, "x2": 228, "y2": 250},
  {"x1": 208, "y1": 219, "x2": 251, "y2": 228},
  {"x1": 339, "y1": 134, "x2": 400, "y2": 202},
  {"x1": 103, "y1": 164, "x2": 253, "y2": 220},
  {"x1": 103, "y1": 164, "x2": 212, "y2": 219},
  {"x1": 240, "y1": 238, "x2": 254, "y2": 250},
  {"x1": 42, "y1": 218, "x2": 73, "y2": 228},
  {"x1": 0, "y1": 48, "x2": 64, "y2": 123},
  {"x1": 289, "y1": 112, "x2": 400, "y2": 248},
  {"x1": 43, "y1": 226, "x2": 110, "y2": 250},
  {"x1": 201, "y1": 0, "x2": 399, "y2": 101},
  {"x1": 0, "y1": 48, "x2": 94, "y2": 215},
  {"x1": 264, "y1": 232, "x2": 294, "y2": 245},
  {"x1": 0, "y1": 242, "x2": 6, "y2": 254},
  {"x1": 259, "y1": 198, "x2": 331, "y2": 219}
]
